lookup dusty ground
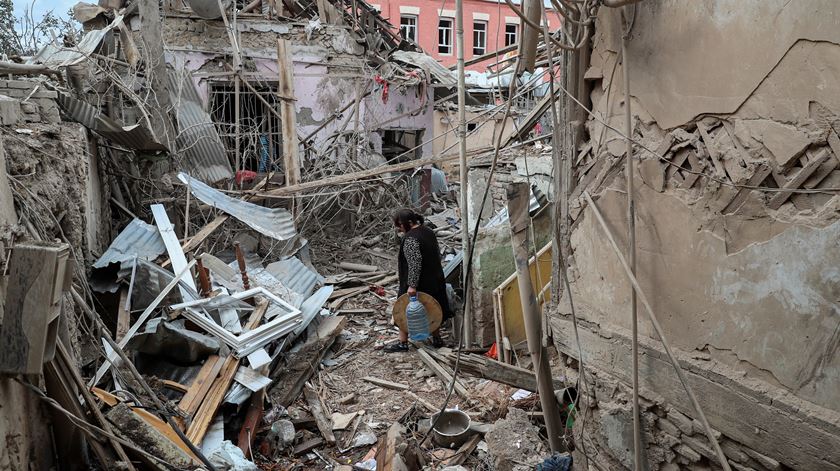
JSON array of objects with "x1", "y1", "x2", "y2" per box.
[{"x1": 257, "y1": 281, "x2": 545, "y2": 470}]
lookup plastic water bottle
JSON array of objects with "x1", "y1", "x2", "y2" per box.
[{"x1": 406, "y1": 295, "x2": 430, "y2": 341}]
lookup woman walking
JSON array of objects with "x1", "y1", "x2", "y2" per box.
[{"x1": 384, "y1": 209, "x2": 453, "y2": 352}]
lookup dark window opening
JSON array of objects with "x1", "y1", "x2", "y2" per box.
[{"x1": 381, "y1": 129, "x2": 425, "y2": 162}]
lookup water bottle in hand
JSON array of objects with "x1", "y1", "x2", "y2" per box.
[{"x1": 406, "y1": 295, "x2": 430, "y2": 341}]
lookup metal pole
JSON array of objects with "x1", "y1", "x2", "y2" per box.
[
  {"x1": 456, "y1": 0, "x2": 472, "y2": 346},
  {"x1": 506, "y1": 182, "x2": 564, "y2": 452},
  {"x1": 620, "y1": 10, "x2": 643, "y2": 470}
]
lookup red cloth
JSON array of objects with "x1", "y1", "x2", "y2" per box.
[
  {"x1": 235, "y1": 170, "x2": 257, "y2": 185},
  {"x1": 374, "y1": 74, "x2": 389, "y2": 103},
  {"x1": 485, "y1": 342, "x2": 498, "y2": 360}
]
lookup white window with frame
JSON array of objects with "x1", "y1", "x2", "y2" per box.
[
  {"x1": 400, "y1": 15, "x2": 418, "y2": 42},
  {"x1": 473, "y1": 21, "x2": 487, "y2": 56},
  {"x1": 438, "y1": 18, "x2": 454, "y2": 55},
  {"x1": 505, "y1": 23, "x2": 518, "y2": 46}
]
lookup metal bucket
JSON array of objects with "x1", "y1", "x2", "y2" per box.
[{"x1": 431, "y1": 409, "x2": 471, "y2": 448}]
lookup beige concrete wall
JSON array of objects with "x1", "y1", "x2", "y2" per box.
[
  {"x1": 433, "y1": 109, "x2": 515, "y2": 157},
  {"x1": 552, "y1": 1, "x2": 840, "y2": 469}
]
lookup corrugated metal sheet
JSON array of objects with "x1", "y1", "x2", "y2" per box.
[
  {"x1": 28, "y1": 15, "x2": 122, "y2": 68},
  {"x1": 169, "y1": 71, "x2": 233, "y2": 183},
  {"x1": 293, "y1": 286, "x2": 334, "y2": 338},
  {"x1": 391, "y1": 50, "x2": 457, "y2": 88},
  {"x1": 93, "y1": 218, "x2": 166, "y2": 269},
  {"x1": 265, "y1": 257, "x2": 323, "y2": 299},
  {"x1": 178, "y1": 172, "x2": 297, "y2": 241},
  {"x1": 57, "y1": 92, "x2": 168, "y2": 152}
]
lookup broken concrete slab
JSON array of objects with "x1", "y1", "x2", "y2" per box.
[{"x1": 0, "y1": 95, "x2": 21, "y2": 125}]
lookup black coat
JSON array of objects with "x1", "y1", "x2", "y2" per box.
[{"x1": 398, "y1": 225, "x2": 453, "y2": 320}]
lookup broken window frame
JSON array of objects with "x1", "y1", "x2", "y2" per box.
[
  {"x1": 172, "y1": 287, "x2": 302, "y2": 358},
  {"x1": 505, "y1": 23, "x2": 518, "y2": 47},
  {"x1": 438, "y1": 18, "x2": 454, "y2": 55},
  {"x1": 473, "y1": 20, "x2": 487, "y2": 56},
  {"x1": 400, "y1": 15, "x2": 418, "y2": 43}
]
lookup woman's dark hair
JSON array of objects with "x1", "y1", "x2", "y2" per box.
[{"x1": 393, "y1": 208, "x2": 424, "y2": 230}]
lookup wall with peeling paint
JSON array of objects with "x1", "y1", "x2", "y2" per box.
[
  {"x1": 551, "y1": 2, "x2": 840, "y2": 470},
  {"x1": 159, "y1": 18, "x2": 434, "y2": 168}
]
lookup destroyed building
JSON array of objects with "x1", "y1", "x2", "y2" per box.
[
  {"x1": 2, "y1": 0, "x2": 840, "y2": 470},
  {"x1": 547, "y1": 1, "x2": 840, "y2": 470}
]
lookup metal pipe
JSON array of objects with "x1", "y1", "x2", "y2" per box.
[
  {"x1": 506, "y1": 182, "x2": 564, "y2": 452},
  {"x1": 583, "y1": 191, "x2": 732, "y2": 471},
  {"x1": 620, "y1": 8, "x2": 643, "y2": 471},
  {"x1": 456, "y1": 0, "x2": 473, "y2": 347}
]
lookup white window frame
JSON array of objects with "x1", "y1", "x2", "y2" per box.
[
  {"x1": 505, "y1": 23, "x2": 518, "y2": 47},
  {"x1": 400, "y1": 15, "x2": 418, "y2": 42},
  {"x1": 438, "y1": 18, "x2": 454, "y2": 55},
  {"x1": 473, "y1": 20, "x2": 487, "y2": 56}
]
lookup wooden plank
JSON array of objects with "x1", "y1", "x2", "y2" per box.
[
  {"x1": 178, "y1": 356, "x2": 224, "y2": 419},
  {"x1": 277, "y1": 38, "x2": 300, "y2": 207},
  {"x1": 293, "y1": 437, "x2": 325, "y2": 456},
  {"x1": 768, "y1": 148, "x2": 830, "y2": 209},
  {"x1": 151, "y1": 204, "x2": 197, "y2": 296},
  {"x1": 162, "y1": 379, "x2": 189, "y2": 394},
  {"x1": 696, "y1": 122, "x2": 728, "y2": 178},
  {"x1": 115, "y1": 287, "x2": 131, "y2": 342},
  {"x1": 256, "y1": 147, "x2": 489, "y2": 200},
  {"x1": 91, "y1": 259, "x2": 197, "y2": 386},
  {"x1": 185, "y1": 300, "x2": 269, "y2": 444},
  {"x1": 162, "y1": 215, "x2": 229, "y2": 268},
  {"x1": 363, "y1": 376, "x2": 409, "y2": 391},
  {"x1": 443, "y1": 433, "x2": 482, "y2": 466},
  {"x1": 416, "y1": 348, "x2": 469, "y2": 398},
  {"x1": 303, "y1": 385, "x2": 336, "y2": 445},
  {"x1": 681, "y1": 149, "x2": 704, "y2": 188},
  {"x1": 722, "y1": 163, "x2": 771, "y2": 214},
  {"x1": 432, "y1": 350, "x2": 566, "y2": 392}
]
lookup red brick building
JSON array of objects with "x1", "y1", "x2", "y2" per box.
[{"x1": 371, "y1": 0, "x2": 563, "y2": 71}]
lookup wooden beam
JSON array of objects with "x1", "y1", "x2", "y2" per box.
[
  {"x1": 767, "y1": 149, "x2": 830, "y2": 210},
  {"x1": 115, "y1": 287, "x2": 131, "y2": 342},
  {"x1": 277, "y1": 38, "x2": 301, "y2": 213},
  {"x1": 722, "y1": 163, "x2": 771, "y2": 214},
  {"x1": 255, "y1": 150, "x2": 475, "y2": 199},
  {"x1": 178, "y1": 355, "x2": 225, "y2": 418},
  {"x1": 416, "y1": 348, "x2": 469, "y2": 398},
  {"x1": 431, "y1": 350, "x2": 565, "y2": 392},
  {"x1": 303, "y1": 385, "x2": 336, "y2": 445},
  {"x1": 363, "y1": 376, "x2": 409, "y2": 391},
  {"x1": 696, "y1": 122, "x2": 727, "y2": 179}
]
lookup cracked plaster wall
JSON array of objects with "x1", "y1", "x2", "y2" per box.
[{"x1": 555, "y1": 2, "x2": 840, "y2": 469}]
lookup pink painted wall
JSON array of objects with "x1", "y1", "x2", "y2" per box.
[
  {"x1": 168, "y1": 50, "x2": 434, "y2": 161},
  {"x1": 375, "y1": 0, "x2": 563, "y2": 71}
]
